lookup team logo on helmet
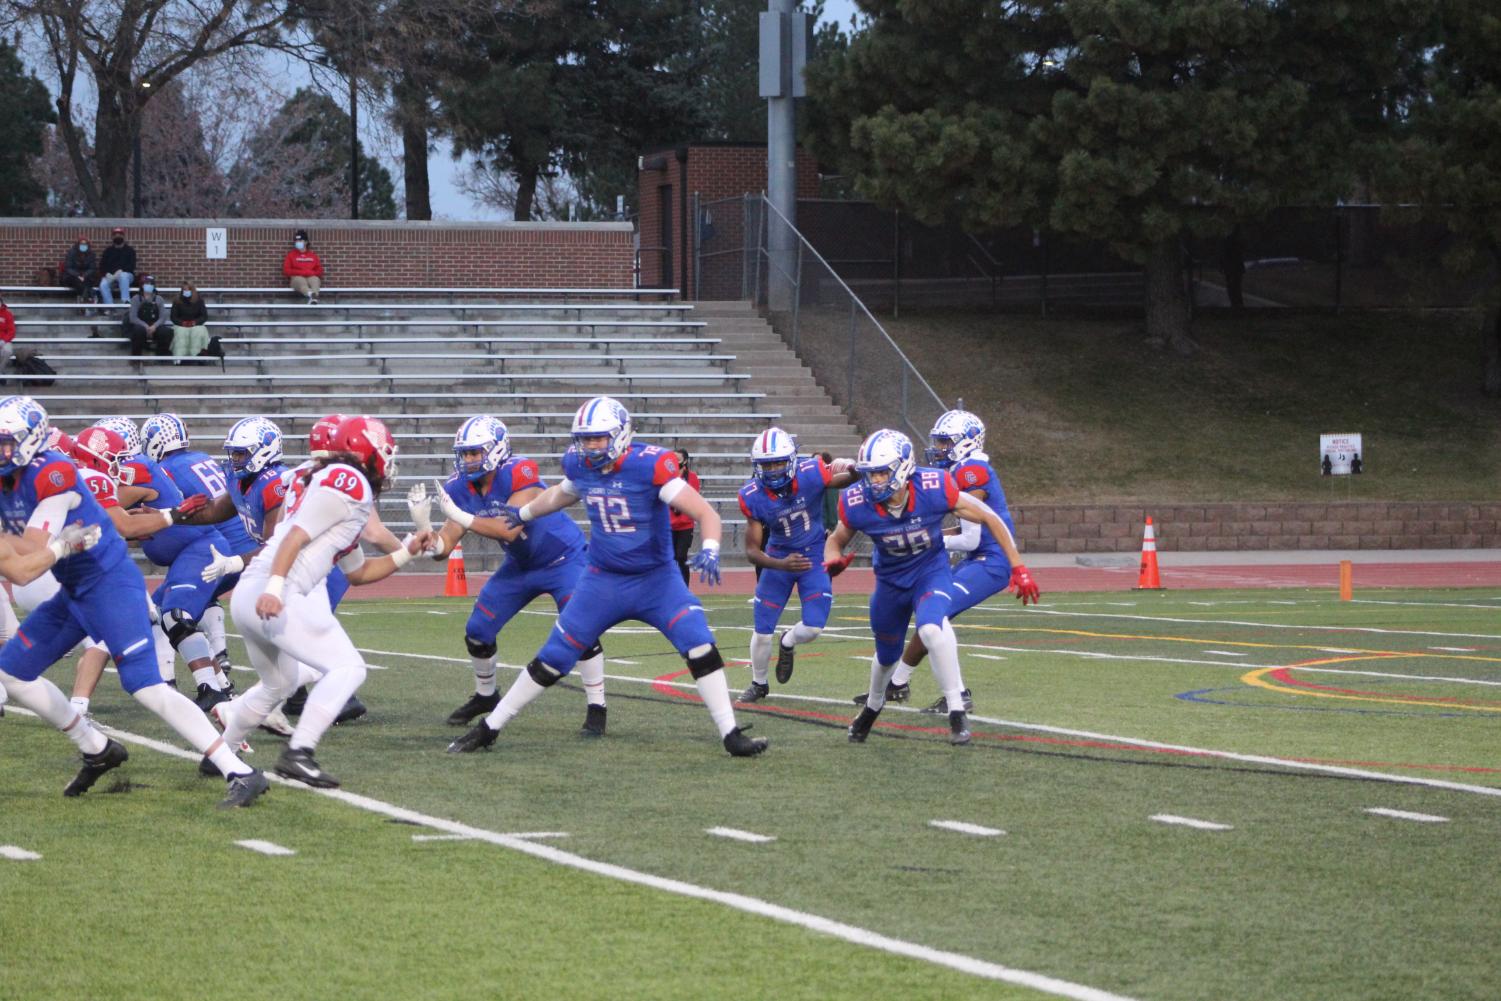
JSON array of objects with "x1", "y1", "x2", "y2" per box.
[
  {"x1": 926, "y1": 410, "x2": 986, "y2": 468},
  {"x1": 570, "y1": 396, "x2": 633, "y2": 471},
  {"x1": 855, "y1": 429, "x2": 916, "y2": 503}
]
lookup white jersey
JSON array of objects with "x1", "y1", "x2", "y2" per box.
[{"x1": 245, "y1": 462, "x2": 373, "y2": 596}]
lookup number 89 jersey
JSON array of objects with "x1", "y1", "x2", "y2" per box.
[
  {"x1": 245, "y1": 462, "x2": 373, "y2": 596},
  {"x1": 839, "y1": 466, "x2": 959, "y2": 588},
  {"x1": 562, "y1": 441, "x2": 679, "y2": 574},
  {"x1": 738, "y1": 457, "x2": 832, "y2": 558}
]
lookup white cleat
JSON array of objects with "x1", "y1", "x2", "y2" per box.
[
  {"x1": 209, "y1": 700, "x2": 253, "y2": 754},
  {"x1": 258, "y1": 705, "x2": 295, "y2": 737}
]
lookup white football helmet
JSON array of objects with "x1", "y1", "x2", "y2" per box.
[
  {"x1": 926, "y1": 410, "x2": 985, "y2": 468},
  {"x1": 224, "y1": 417, "x2": 284, "y2": 477},
  {"x1": 571, "y1": 396, "x2": 632, "y2": 471},
  {"x1": 855, "y1": 428, "x2": 916, "y2": 503},
  {"x1": 453, "y1": 415, "x2": 511, "y2": 482},
  {"x1": 750, "y1": 426, "x2": 798, "y2": 490},
  {"x1": 141, "y1": 413, "x2": 190, "y2": 462},
  {"x1": 96, "y1": 417, "x2": 142, "y2": 458},
  {"x1": 0, "y1": 396, "x2": 50, "y2": 475}
]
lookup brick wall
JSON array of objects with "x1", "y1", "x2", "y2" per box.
[
  {"x1": 0, "y1": 218, "x2": 634, "y2": 289},
  {"x1": 1013, "y1": 501, "x2": 1501, "y2": 554}
]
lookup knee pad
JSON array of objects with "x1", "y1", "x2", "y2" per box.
[
  {"x1": 163, "y1": 609, "x2": 200, "y2": 650},
  {"x1": 464, "y1": 635, "x2": 498, "y2": 660},
  {"x1": 581, "y1": 640, "x2": 604, "y2": 660},
  {"x1": 526, "y1": 658, "x2": 563, "y2": 688},
  {"x1": 686, "y1": 645, "x2": 725, "y2": 680}
]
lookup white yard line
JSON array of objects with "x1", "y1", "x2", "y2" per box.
[
  {"x1": 1150, "y1": 814, "x2": 1233, "y2": 832},
  {"x1": 235, "y1": 839, "x2": 296, "y2": 856},
  {"x1": 0, "y1": 845, "x2": 42, "y2": 861},
  {"x1": 4, "y1": 711, "x2": 1136, "y2": 1001},
  {"x1": 412, "y1": 834, "x2": 474, "y2": 842},
  {"x1": 1429, "y1": 646, "x2": 1478, "y2": 653},
  {"x1": 1364, "y1": 808, "x2": 1449, "y2": 823},
  {"x1": 1202, "y1": 650, "x2": 1248, "y2": 657},
  {"x1": 929, "y1": 820, "x2": 1004, "y2": 837},
  {"x1": 706, "y1": 827, "x2": 777, "y2": 844},
  {"x1": 971, "y1": 654, "x2": 1007, "y2": 662}
]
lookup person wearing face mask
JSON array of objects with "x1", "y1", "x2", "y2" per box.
[
  {"x1": 59, "y1": 235, "x2": 97, "y2": 301},
  {"x1": 282, "y1": 228, "x2": 323, "y2": 304},
  {"x1": 122, "y1": 275, "x2": 173, "y2": 357},
  {"x1": 97, "y1": 227, "x2": 137, "y2": 306},
  {"x1": 170, "y1": 282, "x2": 210, "y2": 363}
]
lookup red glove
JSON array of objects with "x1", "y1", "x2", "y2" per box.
[
  {"x1": 823, "y1": 553, "x2": 855, "y2": 578},
  {"x1": 174, "y1": 493, "x2": 210, "y2": 519},
  {"x1": 1010, "y1": 563, "x2": 1040, "y2": 605}
]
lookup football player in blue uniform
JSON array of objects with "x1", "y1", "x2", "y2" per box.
[
  {"x1": 825, "y1": 429, "x2": 1040, "y2": 745},
  {"x1": 0, "y1": 397, "x2": 268, "y2": 806},
  {"x1": 143, "y1": 412, "x2": 260, "y2": 684},
  {"x1": 449, "y1": 396, "x2": 768, "y2": 757},
  {"x1": 736, "y1": 427, "x2": 858, "y2": 701},
  {"x1": 878, "y1": 410, "x2": 1038, "y2": 712},
  {"x1": 407, "y1": 415, "x2": 607, "y2": 734}
]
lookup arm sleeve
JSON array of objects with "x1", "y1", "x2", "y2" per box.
[
  {"x1": 945, "y1": 515, "x2": 983, "y2": 553},
  {"x1": 556, "y1": 478, "x2": 581, "y2": 500},
  {"x1": 26, "y1": 492, "x2": 81, "y2": 536},
  {"x1": 336, "y1": 546, "x2": 367, "y2": 573},
  {"x1": 288, "y1": 483, "x2": 355, "y2": 540},
  {"x1": 658, "y1": 477, "x2": 688, "y2": 505}
]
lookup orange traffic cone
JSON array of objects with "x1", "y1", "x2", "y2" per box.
[
  {"x1": 1134, "y1": 516, "x2": 1165, "y2": 590},
  {"x1": 444, "y1": 542, "x2": 468, "y2": 597}
]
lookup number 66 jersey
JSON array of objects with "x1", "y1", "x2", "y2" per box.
[{"x1": 838, "y1": 467, "x2": 959, "y2": 588}]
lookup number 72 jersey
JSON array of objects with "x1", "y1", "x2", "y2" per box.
[{"x1": 838, "y1": 467, "x2": 959, "y2": 588}]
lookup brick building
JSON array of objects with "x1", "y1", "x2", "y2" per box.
[{"x1": 637, "y1": 142, "x2": 819, "y2": 297}]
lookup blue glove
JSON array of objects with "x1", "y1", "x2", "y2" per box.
[
  {"x1": 497, "y1": 504, "x2": 525, "y2": 530},
  {"x1": 689, "y1": 546, "x2": 722, "y2": 586}
]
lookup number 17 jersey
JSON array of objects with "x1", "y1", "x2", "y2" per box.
[{"x1": 738, "y1": 457, "x2": 832, "y2": 558}]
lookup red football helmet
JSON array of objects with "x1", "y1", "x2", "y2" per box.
[
  {"x1": 73, "y1": 425, "x2": 127, "y2": 480},
  {"x1": 309, "y1": 413, "x2": 347, "y2": 458},
  {"x1": 44, "y1": 427, "x2": 75, "y2": 457},
  {"x1": 333, "y1": 415, "x2": 398, "y2": 486}
]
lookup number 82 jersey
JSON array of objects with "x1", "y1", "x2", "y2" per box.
[{"x1": 839, "y1": 466, "x2": 959, "y2": 588}]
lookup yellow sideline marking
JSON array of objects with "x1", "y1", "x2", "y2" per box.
[{"x1": 1240, "y1": 663, "x2": 1501, "y2": 713}]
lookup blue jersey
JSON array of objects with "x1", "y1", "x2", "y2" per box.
[
  {"x1": 951, "y1": 455, "x2": 1013, "y2": 563},
  {"x1": 562, "y1": 441, "x2": 681, "y2": 574},
  {"x1": 839, "y1": 467, "x2": 959, "y2": 589},
  {"x1": 121, "y1": 455, "x2": 227, "y2": 566},
  {"x1": 738, "y1": 457, "x2": 833, "y2": 558},
  {"x1": 0, "y1": 449, "x2": 129, "y2": 592},
  {"x1": 158, "y1": 448, "x2": 257, "y2": 556},
  {"x1": 228, "y1": 463, "x2": 290, "y2": 545},
  {"x1": 443, "y1": 455, "x2": 583, "y2": 570}
]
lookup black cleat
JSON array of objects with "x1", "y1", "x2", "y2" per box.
[
  {"x1": 194, "y1": 683, "x2": 230, "y2": 712},
  {"x1": 445, "y1": 691, "x2": 500, "y2": 726},
  {"x1": 723, "y1": 726, "x2": 768, "y2": 757},
  {"x1": 219, "y1": 769, "x2": 270, "y2": 808},
  {"x1": 198, "y1": 754, "x2": 222, "y2": 778},
  {"x1": 283, "y1": 685, "x2": 309, "y2": 717},
  {"x1": 922, "y1": 689, "x2": 975, "y2": 714},
  {"x1": 64, "y1": 738, "x2": 128, "y2": 796},
  {"x1": 334, "y1": 695, "x2": 367, "y2": 725},
  {"x1": 274, "y1": 746, "x2": 339, "y2": 788},
  {"x1": 738, "y1": 680, "x2": 770, "y2": 703},
  {"x1": 948, "y1": 709, "x2": 972, "y2": 746},
  {"x1": 448, "y1": 721, "x2": 499, "y2": 753},
  {"x1": 213, "y1": 651, "x2": 233, "y2": 675},
  {"x1": 853, "y1": 681, "x2": 909, "y2": 706},
  {"x1": 580, "y1": 704, "x2": 608, "y2": 737},
  {"x1": 774, "y1": 631, "x2": 796, "y2": 685},
  {"x1": 847, "y1": 705, "x2": 881, "y2": 743}
]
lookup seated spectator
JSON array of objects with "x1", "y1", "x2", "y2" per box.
[
  {"x1": 97, "y1": 227, "x2": 137, "y2": 306},
  {"x1": 59, "y1": 235, "x2": 97, "y2": 301},
  {"x1": 170, "y1": 281, "x2": 210, "y2": 363},
  {"x1": 122, "y1": 275, "x2": 172, "y2": 357},
  {"x1": 0, "y1": 296, "x2": 14, "y2": 373},
  {"x1": 283, "y1": 228, "x2": 323, "y2": 304}
]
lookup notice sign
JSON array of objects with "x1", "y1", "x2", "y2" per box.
[
  {"x1": 205, "y1": 227, "x2": 227, "y2": 259},
  {"x1": 1319, "y1": 433, "x2": 1364, "y2": 475}
]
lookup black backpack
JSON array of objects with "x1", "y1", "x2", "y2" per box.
[
  {"x1": 198, "y1": 334, "x2": 226, "y2": 369},
  {"x1": 14, "y1": 350, "x2": 56, "y2": 387}
]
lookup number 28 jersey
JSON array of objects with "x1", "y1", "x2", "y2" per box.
[
  {"x1": 738, "y1": 457, "x2": 833, "y2": 558},
  {"x1": 839, "y1": 467, "x2": 959, "y2": 588},
  {"x1": 562, "y1": 442, "x2": 680, "y2": 574}
]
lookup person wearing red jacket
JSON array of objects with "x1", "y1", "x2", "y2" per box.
[
  {"x1": 0, "y1": 296, "x2": 14, "y2": 373},
  {"x1": 282, "y1": 228, "x2": 324, "y2": 304},
  {"x1": 669, "y1": 449, "x2": 701, "y2": 585}
]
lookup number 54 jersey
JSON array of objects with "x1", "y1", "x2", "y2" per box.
[
  {"x1": 839, "y1": 467, "x2": 959, "y2": 589},
  {"x1": 737, "y1": 457, "x2": 832, "y2": 558},
  {"x1": 561, "y1": 442, "x2": 680, "y2": 574}
]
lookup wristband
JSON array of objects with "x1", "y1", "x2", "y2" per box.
[
  {"x1": 264, "y1": 575, "x2": 286, "y2": 600},
  {"x1": 518, "y1": 503, "x2": 536, "y2": 523},
  {"x1": 46, "y1": 538, "x2": 69, "y2": 561},
  {"x1": 450, "y1": 508, "x2": 475, "y2": 530},
  {"x1": 702, "y1": 539, "x2": 720, "y2": 553},
  {"x1": 160, "y1": 509, "x2": 174, "y2": 526},
  {"x1": 390, "y1": 545, "x2": 414, "y2": 569}
]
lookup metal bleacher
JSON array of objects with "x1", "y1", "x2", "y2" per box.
[{"x1": 3, "y1": 286, "x2": 864, "y2": 568}]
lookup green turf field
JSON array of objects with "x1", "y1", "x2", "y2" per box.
[{"x1": 4, "y1": 589, "x2": 1500, "y2": 1001}]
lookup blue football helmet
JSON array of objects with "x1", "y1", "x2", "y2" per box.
[
  {"x1": 142, "y1": 412, "x2": 190, "y2": 462},
  {"x1": 750, "y1": 426, "x2": 798, "y2": 491},
  {"x1": 855, "y1": 429, "x2": 916, "y2": 503},
  {"x1": 96, "y1": 417, "x2": 142, "y2": 458},
  {"x1": 224, "y1": 417, "x2": 284, "y2": 477},
  {"x1": 453, "y1": 415, "x2": 511, "y2": 482},
  {"x1": 0, "y1": 396, "x2": 50, "y2": 475},
  {"x1": 926, "y1": 410, "x2": 985, "y2": 468},
  {"x1": 571, "y1": 396, "x2": 632, "y2": 471}
]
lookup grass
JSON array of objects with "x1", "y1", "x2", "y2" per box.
[
  {"x1": 5, "y1": 589, "x2": 1501, "y2": 1001},
  {"x1": 873, "y1": 308, "x2": 1501, "y2": 503}
]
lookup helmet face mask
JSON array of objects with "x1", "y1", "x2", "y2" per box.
[
  {"x1": 452, "y1": 415, "x2": 511, "y2": 482},
  {"x1": 925, "y1": 410, "x2": 986, "y2": 468},
  {"x1": 855, "y1": 429, "x2": 916, "y2": 504},
  {"x1": 0, "y1": 396, "x2": 51, "y2": 475},
  {"x1": 224, "y1": 417, "x2": 284, "y2": 477},
  {"x1": 141, "y1": 413, "x2": 190, "y2": 462},
  {"x1": 74, "y1": 425, "x2": 127, "y2": 480},
  {"x1": 750, "y1": 426, "x2": 798, "y2": 491},
  {"x1": 570, "y1": 396, "x2": 632, "y2": 471}
]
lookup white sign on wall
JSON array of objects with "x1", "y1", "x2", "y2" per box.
[
  {"x1": 1319, "y1": 433, "x2": 1364, "y2": 475},
  {"x1": 205, "y1": 227, "x2": 227, "y2": 260}
]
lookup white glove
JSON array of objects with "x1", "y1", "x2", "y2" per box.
[
  {"x1": 47, "y1": 523, "x2": 101, "y2": 560},
  {"x1": 406, "y1": 482, "x2": 433, "y2": 533},
  {"x1": 830, "y1": 457, "x2": 855, "y2": 474},
  {"x1": 201, "y1": 544, "x2": 246, "y2": 583},
  {"x1": 434, "y1": 479, "x2": 474, "y2": 529}
]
